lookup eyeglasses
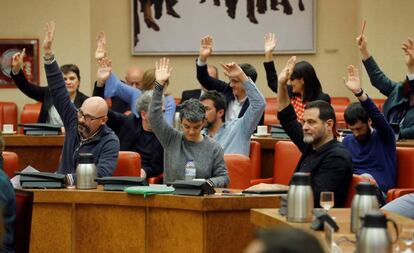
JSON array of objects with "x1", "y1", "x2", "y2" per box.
[{"x1": 77, "y1": 109, "x2": 106, "y2": 122}]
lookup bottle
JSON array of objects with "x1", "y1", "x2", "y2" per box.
[
  {"x1": 185, "y1": 160, "x2": 196, "y2": 181},
  {"x1": 351, "y1": 182, "x2": 379, "y2": 233},
  {"x1": 76, "y1": 153, "x2": 97, "y2": 189},
  {"x1": 287, "y1": 172, "x2": 314, "y2": 222},
  {"x1": 357, "y1": 211, "x2": 398, "y2": 253}
]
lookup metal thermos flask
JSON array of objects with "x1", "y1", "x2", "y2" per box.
[
  {"x1": 76, "y1": 153, "x2": 97, "y2": 189},
  {"x1": 287, "y1": 172, "x2": 314, "y2": 222},
  {"x1": 351, "y1": 182, "x2": 379, "y2": 233}
]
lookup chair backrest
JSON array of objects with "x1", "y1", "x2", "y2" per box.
[
  {"x1": 249, "y1": 141, "x2": 261, "y2": 179},
  {"x1": 3, "y1": 151, "x2": 19, "y2": 178},
  {"x1": 15, "y1": 189, "x2": 34, "y2": 253},
  {"x1": 20, "y1": 102, "x2": 42, "y2": 133},
  {"x1": 396, "y1": 147, "x2": 414, "y2": 188},
  {"x1": 113, "y1": 151, "x2": 141, "y2": 176},
  {"x1": 273, "y1": 141, "x2": 301, "y2": 185},
  {"x1": 372, "y1": 98, "x2": 386, "y2": 112},
  {"x1": 0, "y1": 102, "x2": 18, "y2": 131},
  {"x1": 344, "y1": 174, "x2": 372, "y2": 208},
  {"x1": 224, "y1": 154, "x2": 251, "y2": 189},
  {"x1": 264, "y1": 97, "x2": 279, "y2": 125},
  {"x1": 331, "y1": 97, "x2": 350, "y2": 113}
]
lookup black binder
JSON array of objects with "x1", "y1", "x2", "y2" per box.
[
  {"x1": 19, "y1": 123, "x2": 61, "y2": 136},
  {"x1": 169, "y1": 180, "x2": 215, "y2": 196},
  {"x1": 19, "y1": 172, "x2": 66, "y2": 188},
  {"x1": 95, "y1": 176, "x2": 148, "y2": 191}
]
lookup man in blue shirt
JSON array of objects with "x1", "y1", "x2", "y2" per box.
[{"x1": 342, "y1": 65, "x2": 396, "y2": 195}]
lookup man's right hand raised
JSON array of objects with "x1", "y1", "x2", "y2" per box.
[
  {"x1": 199, "y1": 35, "x2": 213, "y2": 62},
  {"x1": 95, "y1": 32, "x2": 107, "y2": 61},
  {"x1": 42, "y1": 21, "x2": 56, "y2": 57},
  {"x1": 96, "y1": 57, "x2": 112, "y2": 87},
  {"x1": 11, "y1": 48, "x2": 25, "y2": 74}
]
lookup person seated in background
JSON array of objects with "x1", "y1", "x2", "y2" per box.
[
  {"x1": 149, "y1": 57, "x2": 229, "y2": 187},
  {"x1": 357, "y1": 24, "x2": 414, "y2": 139},
  {"x1": 342, "y1": 65, "x2": 396, "y2": 196},
  {"x1": 179, "y1": 65, "x2": 218, "y2": 104},
  {"x1": 244, "y1": 227, "x2": 325, "y2": 253},
  {"x1": 96, "y1": 58, "x2": 163, "y2": 179},
  {"x1": 263, "y1": 33, "x2": 331, "y2": 122},
  {"x1": 94, "y1": 32, "x2": 143, "y2": 114},
  {"x1": 0, "y1": 132, "x2": 16, "y2": 253},
  {"x1": 277, "y1": 56, "x2": 353, "y2": 207},
  {"x1": 200, "y1": 62, "x2": 266, "y2": 156},
  {"x1": 95, "y1": 32, "x2": 176, "y2": 125},
  {"x1": 11, "y1": 49, "x2": 88, "y2": 127},
  {"x1": 196, "y1": 35, "x2": 264, "y2": 125},
  {"x1": 42, "y1": 21, "x2": 119, "y2": 183}
]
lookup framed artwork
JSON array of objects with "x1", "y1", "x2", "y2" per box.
[
  {"x1": 0, "y1": 39, "x2": 39, "y2": 88},
  {"x1": 131, "y1": 0, "x2": 315, "y2": 55}
]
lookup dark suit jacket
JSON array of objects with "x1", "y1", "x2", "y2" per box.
[
  {"x1": 180, "y1": 89, "x2": 202, "y2": 104},
  {"x1": 196, "y1": 61, "x2": 264, "y2": 125},
  {"x1": 92, "y1": 83, "x2": 131, "y2": 114}
]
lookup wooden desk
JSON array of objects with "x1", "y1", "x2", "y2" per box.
[
  {"x1": 4, "y1": 135, "x2": 64, "y2": 172},
  {"x1": 251, "y1": 136, "x2": 414, "y2": 178},
  {"x1": 250, "y1": 208, "x2": 412, "y2": 252},
  {"x1": 29, "y1": 188, "x2": 281, "y2": 253}
]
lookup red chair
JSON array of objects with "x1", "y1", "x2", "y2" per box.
[
  {"x1": 0, "y1": 102, "x2": 18, "y2": 132},
  {"x1": 386, "y1": 147, "x2": 414, "y2": 202},
  {"x1": 15, "y1": 189, "x2": 34, "y2": 253},
  {"x1": 264, "y1": 97, "x2": 279, "y2": 125},
  {"x1": 148, "y1": 173, "x2": 164, "y2": 184},
  {"x1": 113, "y1": 151, "x2": 141, "y2": 176},
  {"x1": 372, "y1": 98, "x2": 386, "y2": 112},
  {"x1": 20, "y1": 102, "x2": 42, "y2": 133},
  {"x1": 249, "y1": 141, "x2": 261, "y2": 184},
  {"x1": 3, "y1": 151, "x2": 19, "y2": 178},
  {"x1": 224, "y1": 154, "x2": 251, "y2": 189},
  {"x1": 344, "y1": 174, "x2": 373, "y2": 208},
  {"x1": 331, "y1": 97, "x2": 350, "y2": 113}
]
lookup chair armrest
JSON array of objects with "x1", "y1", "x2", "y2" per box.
[{"x1": 386, "y1": 188, "x2": 414, "y2": 202}]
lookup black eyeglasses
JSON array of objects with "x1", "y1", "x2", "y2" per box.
[{"x1": 77, "y1": 109, "x2": 106, "y2": 122}]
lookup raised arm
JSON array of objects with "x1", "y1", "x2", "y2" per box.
[
  {"x1": 196, "y1": 35, "x2": 228, "y2": 92},
  {"x1": 11, "y1": 48, "x2": 47, "y2": 101},
  {"x1": 277, "y1": 56, "x2": 296, "y2": 112},
  {"x1": 402, "y1": 37, "x2": 414, "y2": 75}
]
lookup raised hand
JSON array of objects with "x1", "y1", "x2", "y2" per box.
[
  {"x1": 402, "y1": 37, "x2": 414, "y2": 73},
  {"x1": 155, "y1": 57, "x2": 172, "y2": 85},
  {"x1": 344, "y1": 65, "x2": 361, "y2": 93},
  {"x1": 43, "y1": 21, "x2": 56, "y2": 55},
  {"x1": 220, "y1": 62, "x2": 248, "y2": 83},
  {"x1": 278, "y1": 56, "x2": 296, "y2": 85},
  {"x1": 96, "y1": 57, "x2": 112, "y2": 87},
  {"x1": 264, "y1": 33, "x2": 277, "y2": 53},
  {"x1": 95, "y1": 32, "x2": 107, "y2": 61},
  {"x1": 199, "y1": 35, "x2": 213, "y2": 62},
  {"x1": 11, "y1": 48, "x2": 26, "y2": 73}
]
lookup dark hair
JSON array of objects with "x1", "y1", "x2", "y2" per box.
[
  {"x1": 305, "y1": 100, "x2": 336, "y2": 124},
  {"x1": 290, "y1": 61, "x2": 323, "y2": 102},
  {"x1": 344, "y1": 102, "x2": 369, "y2": 125},
  {"x1": 256, "y1": 228, "x2": 325, "y2": 253},
  {"x1": 179, "y1": 98, "x2": 206, "y2": 123},
  {"x1": 60, "y1": 64, "x2": 81, "y2": 81},
  {"x1": 200, "y1": 90, "x2": 227, "y2": 121},
  {"x1": 240, "y1": 63, "x2": 257, "y2": 82}
]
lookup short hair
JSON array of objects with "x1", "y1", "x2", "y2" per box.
[
  {"x1": 141, "y1": 68, "x2": 156, "y2": 91},
  {"x1": 240, "y1": 63, "x2": 257, "y2": 82},
  {"x1": 305, "y1": 100, "x2": 336, "y2": 124},
  {"x1": 290, "y1": 61, "x2": 323, "y2": 102},
  {"x1": 256, "y1": 228, "x2": 325, "y2": 253},
  {"x1": 179, "y1": 98, "x2": 206, "y2": 123},
  {"x1": 344, "y1": 102, "x2": 369, "y2": 125},
  {"x1": 136, "y1": 90, "x2": 153, "y2": 113},
  {"x1": 200, "y1": 90, "x2": 227, "y2": 120},
  {"x1": 60, "y1": 64, "x2": 81, "y2": 80}
]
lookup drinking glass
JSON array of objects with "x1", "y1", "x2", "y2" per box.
[
  {"x1": 320, "y1": 191, "x2": 335, "y2": 212},
  {"x1": 399, "y1": 224, "x2": 414, "y2": 252}
]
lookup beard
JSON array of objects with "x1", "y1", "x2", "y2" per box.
[
  {"x1": 77, "y1": 123, "x2": 92, "y2": 138},
  {"x1": 303, "y1": 129, "x2": 325, "y2": 145}
]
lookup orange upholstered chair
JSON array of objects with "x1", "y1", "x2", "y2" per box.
[
  {"x1": 264, "y1": 97, "x2": 279, "y2": 125},
  {"x1": 224, "y1": 154, "x2": 251, "y2": 189},
  {"x1": 113, "y1": 151, "x2": 141, "y2": 176},
  {"x1": 344, "y1": 174, "x2": 373, "y2": 208},
  {"x1": 249, "y1": 141, "x2": 261, "y2": 181},
  {"x1": 3, "y1": 151, "x2": 19, "y2": 178},
  {"x1": 0, "y1": 102, "x2": 18, "y2": 132},
  {"x1": 15, "y1": 189, "x2": 34, "y2": 253},
  {"x1": 20, "y1": 102, "x2": 42, "y2": 133},
  {"x1": 386, "y1": 147, "x2": 414, "y2": 202},
  {"x1": 331, "y1": 97, "x2": 350, "y2": 112},
  {"x1": 372, "y1": 98, "x2": 386, "y2": 112}
]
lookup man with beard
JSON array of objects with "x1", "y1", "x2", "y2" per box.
[
  {"x1": 42, "y1": 21, "x2": 119, "y2": 183},
  {"x1": 343, "y1": 65, "x2": 396, "y2": 195},
  {"x1": 277, "y1": 56, "x2": 353, "y2": 208}
]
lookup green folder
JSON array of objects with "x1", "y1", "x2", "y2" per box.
[{"x1": 124, "y1": 185, "x2": 175, "y2": 197}]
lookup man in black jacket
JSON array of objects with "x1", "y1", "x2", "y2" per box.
[{"x1": 277, "y1": 56, "x2": 353, "y2": 207}]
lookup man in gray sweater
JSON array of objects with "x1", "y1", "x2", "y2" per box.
[{"x1": 149, "y1": 58, "x2": 229, "y2": 187}]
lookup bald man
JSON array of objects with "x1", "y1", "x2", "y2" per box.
[{"x1": 42, "y1": 22, "x2": 119, "y2": 182}]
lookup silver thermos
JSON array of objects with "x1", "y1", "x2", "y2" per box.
[
  {"x1": 357, "y1": 211, "x2": 398, "y2": 253},
  {"x1": 287, "y1": 172, "x2": 314, "y2": 222},
  {"x1": 76, "y1": 153, "x2": 97, "y2": 189},
  {"x1": 351, "y1": 182, "x2": 379, "y2": 233}
]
